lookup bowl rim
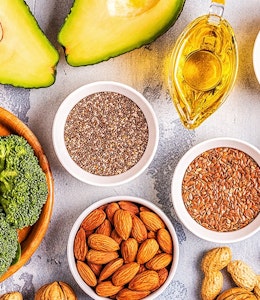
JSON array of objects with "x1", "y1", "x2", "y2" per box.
[
  {"x1": 171, "y1": 137, "x2": 260, "y2": 243},
  {"x1": 67, "y1": 195, "x2": 179, "y2": 300},
  {"x1": 52, "y1": 81, "x2": 159, "y2": 187},
  {"x1": 253, "y1": 31, "x2": 260, "y2": 84},
  {"x1": 0, "y1": 107, "x2": 54, "y2": 282}
]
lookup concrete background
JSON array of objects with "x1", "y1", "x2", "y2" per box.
[{"x1": 0, "y1": 0, "x2": 259, "y2": 299}]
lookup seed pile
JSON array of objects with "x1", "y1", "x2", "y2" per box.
[
  {"x1": 182, "y1": 147, "x2": 260, "y2": 232},
  {"x1": 64, "y1": 92, "x2": 149, "y2": 176}
]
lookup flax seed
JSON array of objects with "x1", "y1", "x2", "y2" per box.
[{"x1": 182, "y1": 147, "x2": 260, "y2": 232}]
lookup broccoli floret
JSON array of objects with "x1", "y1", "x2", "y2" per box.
[
  {"x1": 0, "y1": 134, "x2": 48, "y2": 229},
  {"x1": 0, "y1": 207, "x2": 18, "y2": 276}
]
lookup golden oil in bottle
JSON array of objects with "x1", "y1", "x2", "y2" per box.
[{"x1": 168, "y1": 2, "x2": 238, "y2": 129}]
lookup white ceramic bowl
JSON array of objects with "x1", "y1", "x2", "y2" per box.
[
  {"x1": 253, "y1": 31, "x2": 260, "y2": 84},
  {"x1": 52, "y1": 81, "x2": 159, "y2": 186},
  {"x1": 67, "y1": 195, "x2": 179, "y2": 300},
  {"x1": 171, "y1": 137, "x2": 260, "y2": 243}
]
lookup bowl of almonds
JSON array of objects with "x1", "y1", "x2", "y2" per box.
[
  {"x1": 171, "y1": 137, "x2": 260, "y2": 243},
  {"x1": 67, "y1": 195, "x2": 179, "y2": 300}
]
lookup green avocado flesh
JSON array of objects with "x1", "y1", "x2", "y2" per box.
[
  {"x1": 58, "y1": 0, "x2": 185, "y2": 66},
  {"x1": 0, "y1": 0, "x2": 59, "y2": 88}
]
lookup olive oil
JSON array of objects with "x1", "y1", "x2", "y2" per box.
[
  {"x1": 168, "y1": 1, "x2": 238, "y2": 129},
  {"x1": 182, "y1": 50, "x2": 222, "y2": 91}
]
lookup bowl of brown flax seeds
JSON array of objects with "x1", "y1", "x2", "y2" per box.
[
  {"x1": 52, "y1": 81, "x2": 159, "y2": 186},
  {"x1": 171, "y1": 137, "x2": 260, "y2": 243}
]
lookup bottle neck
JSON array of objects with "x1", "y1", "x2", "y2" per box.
[{"x1": 208, "y1": 0, "x2": 225, "y2": 25}]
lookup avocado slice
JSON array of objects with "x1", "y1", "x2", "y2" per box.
[
  {"x1": 58, "y1": 0, "x2": 185, "y2": 66},
  {"x1": 0, "y1": 0, "x2": 59, "y2": 88}
]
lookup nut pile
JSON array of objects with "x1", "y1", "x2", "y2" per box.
[
  {"x1": 73, "y1": 201, "x2": 174, "y2": 299},
  {"x1": 200, "y1": 246, "x2": 260, "y2": 300}
]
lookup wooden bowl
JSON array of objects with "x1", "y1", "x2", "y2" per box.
[{"x1": 0, "y1": 107, "x2": 54, "y2": 282}]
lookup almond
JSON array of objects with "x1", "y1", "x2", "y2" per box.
[
  {"x1": 112, "y1": 262, "x2": 140, "y2": 286},
  {"x1": 136, "y1": 238, "x2": 159, "y2": 264},
  {"x1": 95, "y1": 219, "x2": 112, "y2": 236},
  {"x1": 157, "y1": 228, "x2": 173, "y2": 254},
  {"x1": 96, "y1": 281, "x2": 123, "y2": 297},
  {"x1": 129, "y1": 270, "x2": 159, "y2": 291},
  {"x1": 88, "y1": 233, "x2": 120, "y2": 251},
  {"x1": 111, "y1": 229, "x2": 123, "y2": 245},
  {"x1": 84, "y1": 229, "x2": 95, "y2": 238},
  {"x1": 99, "y1": 258, "x2": 124, "y2": 282},
  {"x1": 151, "y1": 268, "x2": 169, "y2": 292},
  {"x1": 147, "y1": 231, "x2": 156, "y2": 239},
  {"x1": 116, "y1": 288, "x2": 150, "y2": 300},
  {"x1": 76, "y1": 260, "x2": 97, "y2": 287},
  {"x1": 114, "y1": 209, "x2": 132, "y2": 240},
  {"x1": 106, "y1": 202, "x2": 120, "y2": 224},
  {"x1": 137, "y1": 264, "x2": 147, "y2": 274},
  {"x1": 121, "y1": 238, "x2": 138, "y2": 263},
  {"x1": 145, "y1": 253, "x2": 172, "y2": 270},
  {"x1": 86, "y1": 249, "x2": 119, "y2": 265},
  {"x1": 156, "y1": 268, "x2": 169, "y2": 290},
  {"x1": 139, "y1": 211, "x2": 165, "y2": 231},
  {"x1": 87, "y1": 262, "x2": 102, "y2": 277},
  {"x1": 81, "y1": 209, "x2": 106, "y2": 231},
  {"x1": 118, "y1": 201, "x2": 139, "y2": 215},
  {"x1": 131, "y1": 215, "x2": 147, "y2": 243},
  {"x1": 74, "y1": 228, "x2": 88, "y2": 261},
  {"x1": 140, "y1": 206, "x2": 151, "y2": 212}
]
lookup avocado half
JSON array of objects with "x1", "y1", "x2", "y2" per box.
[
  {"x1": 58, "y1": 0, "x2": 185, "y2": 66},
  {"x1": 0, "y1": 0, "x2": 59, "y2": 88}
]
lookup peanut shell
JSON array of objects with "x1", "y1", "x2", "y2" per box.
[
  {"x1": 201, "y1": 271, "x2": 223, "y2": 300},
  {"x1": 201, "y1": 247, "x2": 232, "y2": 273},
  {"x1": 227, "y1": 260, "x2": 257, "y2": 291}
]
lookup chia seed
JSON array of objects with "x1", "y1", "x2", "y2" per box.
[{"x1": 64, "y1": 91, "x2": 149, "y2": 176}]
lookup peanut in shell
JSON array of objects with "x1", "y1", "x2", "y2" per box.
[
  {"x1": 227, "y1": 260, "x2": 257, "y2": 291},
  {"x1": 201, "y1": 271, "x2": 223, "y2": 300},
  {"x1": 201, "y1": 247, "x2": 232, "y2": 273}
]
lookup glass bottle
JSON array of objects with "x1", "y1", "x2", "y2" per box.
[{"x1": 168, "y1": 0, "x2": 238, "y2": 129}]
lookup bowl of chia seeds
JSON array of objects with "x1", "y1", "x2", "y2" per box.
[
  {"x1": 171, "y1": 137, "x2": 260, "y2": 243},
  {"x1": 52, "y1": 81, "x2": 159, "y2": 186}
]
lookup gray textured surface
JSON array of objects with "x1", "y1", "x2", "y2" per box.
[{"x1": 0, "y1": 0, "x2": 260, "y2": 299}]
